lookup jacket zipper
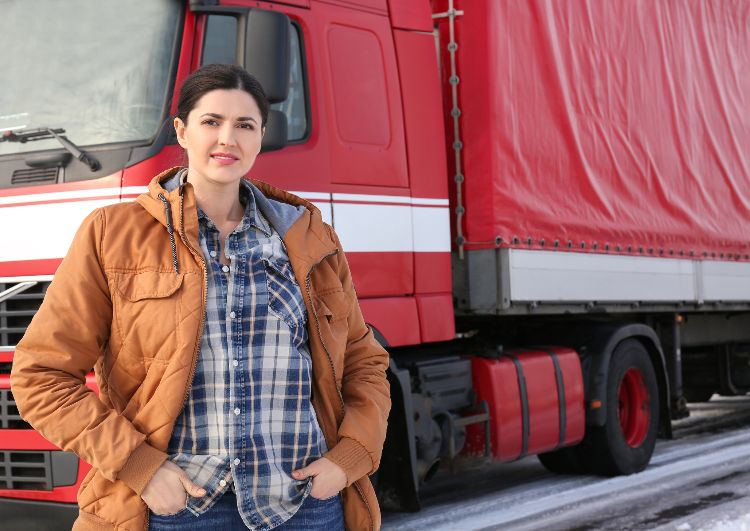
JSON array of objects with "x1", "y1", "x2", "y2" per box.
[
  {"x1": 176, "y1": 190, "x2": 208, "y2": 408},
  {"x1": 305, "y1": 250, "x2": 344, "y2": 406},
  {"x1": 145, "y1": 192, "x2": 208, "y2": 531},
  {"x1": 353, "y1": 481, "x2": 375, "y2": 531},
  {"x1": 304, "y1": 250, "x2": 375, "y2": 531}
]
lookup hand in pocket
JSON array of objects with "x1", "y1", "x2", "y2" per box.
[
  {"x1": 292, "y1": 457, "x2": 347, "y2": 500},
  {"x1": 141, "y1": 461, "x2": 206, "y2": 515}
]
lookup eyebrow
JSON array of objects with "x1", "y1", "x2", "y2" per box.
[{"x1": 200, "y1": 112, "x2": 258, "y2": 124}]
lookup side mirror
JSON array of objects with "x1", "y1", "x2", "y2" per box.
[
  {"x1": 244, "y1": 10, "x2": 290, "y2": 104},
  {"x1": 190, "y1": 4, "x2": 291, "y2": 104},
  {"x1": 261, "y1": 110, "x2": 288, "y2": 153}
]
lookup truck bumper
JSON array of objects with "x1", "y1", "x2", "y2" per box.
[{"x1": 0, "y1": 497, "x2": 78, "y2": 531}]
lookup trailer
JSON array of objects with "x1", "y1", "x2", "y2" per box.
[{"x1": 1, "y1": 0, "x2": 750, "y2": 527}]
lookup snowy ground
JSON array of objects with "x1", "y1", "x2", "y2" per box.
[
  {"x1": 382, "y1": 396, "x2": 750, "y2": 531},
  {"x1": 701, "y1": 513, "x2": 750, "y2": 531}
]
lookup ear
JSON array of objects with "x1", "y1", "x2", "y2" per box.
[{"x1": 174, "y1": 117, "x2": 187, "y2": 149}]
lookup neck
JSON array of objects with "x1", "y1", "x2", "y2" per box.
[{"x1": 187, "y1": 169, "x2": 245, "y2": 226}]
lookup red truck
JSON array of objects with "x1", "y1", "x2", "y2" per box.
[{"x1": 2, "y1": 0, "x2": 749, "y2": 527}]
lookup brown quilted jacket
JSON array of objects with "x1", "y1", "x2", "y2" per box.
[{"x1": 11, "y1": 167, "x2": 391, "y2": 530}]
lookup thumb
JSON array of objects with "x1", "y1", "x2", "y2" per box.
[
  {"x1": 179, "y1": 473, "x2": 207, "y2": 497},
  {"x1": 292, "y1": 461, "x2": 320, "y2": 480}
]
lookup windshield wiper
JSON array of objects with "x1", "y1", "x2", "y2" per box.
[{"x1": 1, "y1": 127, "x2": 101, "y2": 172}]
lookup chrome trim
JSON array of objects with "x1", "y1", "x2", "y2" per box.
[
  {"x1": 0, "y1": 275, "x2": 53, "y2": 283},
  {"x1": 0, "y1": 281, "x2": 37, "y2": 304}
]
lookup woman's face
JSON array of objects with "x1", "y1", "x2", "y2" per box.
[{"x1": 174, "y1": 88, "x2": 265, "y2": 187}]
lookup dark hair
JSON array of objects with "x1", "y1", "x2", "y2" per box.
[{"x1": 176, "y1": 64, "x2": 269, "y2": 128}]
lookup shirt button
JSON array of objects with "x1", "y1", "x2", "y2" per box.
[
  {"x1": 209, "y1": 250, "x2": 217, "y2": 258},
  {"x1": 233, "y1": 458, "x2": 240, "y2": 466},
  {"x1": 219, "y1": 479, "x2": 227, "y2": 487},
  {"x1": 222, "y1": 265, "x2": 230, "y2": 273},
  {"x1": 232, "y1": 359, "x2": 239, "y2": 367},
  {"x1": 229, "y1": 311, "x2": 236, "y2": 319},
  {"x1": 234, "y1": 408, "x2": 240, "y2": 416}
]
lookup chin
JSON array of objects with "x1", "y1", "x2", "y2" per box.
[{"x1": 206, "y1": 164, "x2": 252, "y2": 182}]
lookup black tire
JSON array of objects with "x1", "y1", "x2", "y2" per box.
[
  {"x1": 537, "y1": 445, "x2": 586, "y2": 475},
  {"x1": 583, "y1": 339, "x2": 659, "y2": 476}
]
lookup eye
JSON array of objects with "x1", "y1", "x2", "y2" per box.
[
  {"x1": 238, "y1": 122, "x2": 255, "y2": 130},
  {"x1": 201, "y1": 119, "x2": 219, "y2": 126}
]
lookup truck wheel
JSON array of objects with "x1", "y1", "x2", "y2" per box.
[
  {"x1": 585, "y1": 339, "x2": 659, "y2": 476},
  {"x1": 537, "y1": 446, "x2": 586, "y2": 475}
]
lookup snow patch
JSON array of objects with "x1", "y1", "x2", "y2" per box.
[{"x1": 700, "y1": 513, "x2": 750, "y2": 531}]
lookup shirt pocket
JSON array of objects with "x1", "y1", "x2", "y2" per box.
[
  {"x1": 264, "y1": 258, "x2": 308, "y2": 333},
  {"x1": 111, "y1": 271, "x2": 184, "y2": 364}
]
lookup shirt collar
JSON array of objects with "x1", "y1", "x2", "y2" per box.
[{"x1": 162, "y1": 171, "x2": 272, "y2": 236}]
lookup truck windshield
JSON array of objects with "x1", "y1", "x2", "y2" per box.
[{"x1": 0, "y1": 0, "x2": 181, "y2": 157}]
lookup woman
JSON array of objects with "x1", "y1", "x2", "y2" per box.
[{"x1": 11, "y1": 64, "x2": 391, "y2": 531}]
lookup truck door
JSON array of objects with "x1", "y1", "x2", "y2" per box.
[{"x1": 314, "y1": 1, "x2": 413, "y2": 299}]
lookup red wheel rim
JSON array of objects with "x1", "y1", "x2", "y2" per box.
[{"x1": 618, "y1": 368, "x2": 650, "y2": 448}]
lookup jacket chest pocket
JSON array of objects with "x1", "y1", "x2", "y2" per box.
[
  {"x1": 264, "y1": 258, "x2": 308, "y2": 334},
  {"x1": 312, "y1": 289, "x2": 352, "y2": 381},
  {"x1": 112, "y1": 271, "x2": 185, "y2": 363}
]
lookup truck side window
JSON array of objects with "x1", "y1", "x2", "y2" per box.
[
  {"x1": 202, "y1": 15, "x2": 237, "y2": 65},
  {"x1": 202, "y1": 15, "x2": 309, "y2": 143}
]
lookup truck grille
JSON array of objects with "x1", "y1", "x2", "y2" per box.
[
  {"x1": 0, "y1": 451, "x2": 52, "y2": 490},
  {"x1": 0, "y1": 450, "x2": 78, "y2": 491},
  {"x1": 0, "y1": 281, "x2": 50, "y2": 347},
  {"x1": 0, "y1": 389, "x2": 29, "y2": 430},
  {"x1": 0, "y1": 282, "x2": 81, "y2": 493}
]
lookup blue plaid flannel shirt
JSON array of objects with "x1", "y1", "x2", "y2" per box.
[{"x1": 164, "y1": 173, "x2": 327, "y2": 530}]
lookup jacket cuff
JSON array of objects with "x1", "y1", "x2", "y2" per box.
[
  {"x1": 117, "y1": 441, "x2": 168, "y2": 495},
  {"x1": 324, "y1": 437, "x2": 373, "y2": 486}
]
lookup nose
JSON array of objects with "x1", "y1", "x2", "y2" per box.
[{"x1": 218, "y1": 123, "x2": 236, "y2": 147}]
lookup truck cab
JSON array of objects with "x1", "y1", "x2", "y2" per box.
[{"x1": 0, "y1": 0, "x2": 452, "y2": 525}]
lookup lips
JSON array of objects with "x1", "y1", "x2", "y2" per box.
[
  {"x1": 210, "y1": 152, "x2": 239, "y2": 165},
  {"x1": 210, "y1": 152, "x2": 239, "y2": 161}
]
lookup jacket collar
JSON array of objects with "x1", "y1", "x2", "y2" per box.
[{"x1": 137, "y1": 167, "x2": 338, "y2": 278}]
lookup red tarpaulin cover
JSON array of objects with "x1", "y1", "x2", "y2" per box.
[{"x1": 436, "y1": 0, "x2": 750, "y2": 259}]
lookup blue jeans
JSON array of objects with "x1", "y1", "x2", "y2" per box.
[{"x1": 148, "y1": 491, "x2": 345, "y2": 530}]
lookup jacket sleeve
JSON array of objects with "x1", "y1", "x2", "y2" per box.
[
  {"x1": 323, "y1": 227, "x2": 391, "y2": 486},
  {"x1": 10, "y1": 208, "x2": 166, "y2": 494}
]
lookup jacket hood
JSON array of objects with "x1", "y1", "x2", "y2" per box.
[{"x1": 136, "y1": 167, "x2": 338, "y2": 277}]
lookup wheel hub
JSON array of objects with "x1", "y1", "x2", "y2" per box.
[{"x1": 618, "y1": 368, "x2": 650, "y2": 448}]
